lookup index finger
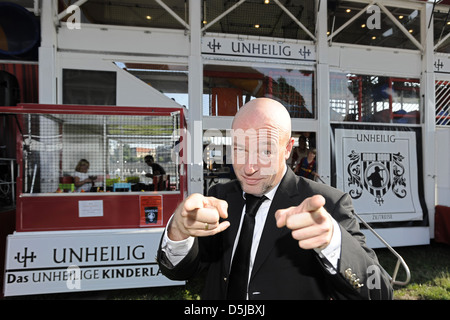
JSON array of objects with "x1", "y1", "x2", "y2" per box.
[
  {"x1": 184, "y1": 193, "x2": 206, "y2": 212},
  {"x1": 301, "y1": 195, "x2": 326, "y2": 213},
  {"x1": 203, "y1": 197, "x2": 229, "y2": 219},
  {"x1": 275, "y1": 195, "x2": 325, "y2": 228},
  {"x1": 184, "y1": 194, "x2": 228, "y2": 219}
]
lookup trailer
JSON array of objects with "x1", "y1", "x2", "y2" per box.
[{"x1": 1, "y1": 104, "x2": 187, "y2": 296}]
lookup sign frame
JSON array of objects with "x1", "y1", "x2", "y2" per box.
[
  {"x1": 331, "y1": 124, "x2": 428, "y2": 228},
  {"x1": 202, "y1": 36, "x2": 316, "y2": 62},
  {"x1": 3, "y1": 228, "x2": 183, "y2": 296}
]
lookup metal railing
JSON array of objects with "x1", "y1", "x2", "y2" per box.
[
  {"x1": 316, "y1": 175, "x2": 411, "y2": 286},
  {"x1": 353, "y1": 211, "x2": 411, "y2": 286}
]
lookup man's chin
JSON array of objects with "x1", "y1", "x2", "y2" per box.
[{"x1": 239, "y1": 181, "x2": 269, "y2": 196}]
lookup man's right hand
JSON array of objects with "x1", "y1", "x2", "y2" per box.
[{"x1": 168, "y1": 193, "x2": 230, "y2": 241}]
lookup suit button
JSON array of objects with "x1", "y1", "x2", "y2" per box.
[
  {"x1": 345, "y1": 268, "x2": 363, "y2": 289},
  {"x1": 345, "y1": 268, "x2": 353, "y2": 279}
]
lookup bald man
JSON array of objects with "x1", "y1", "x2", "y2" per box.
[{"x1": 157, "y1": 98, "x2": 393, "y2": 300}]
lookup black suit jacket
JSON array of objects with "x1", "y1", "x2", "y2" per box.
[{"x1": 157, "y1": 168, "x2": 393, "y2": 300}]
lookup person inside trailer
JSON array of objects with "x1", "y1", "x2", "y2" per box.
[{"x1": 73, "y1": 159, "x2": 96, "y2": 192}]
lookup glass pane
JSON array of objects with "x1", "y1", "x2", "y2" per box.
[
  {"x1": 63, "y1": 69, "x2": 116, "y2": 105},
  {"x1": 330, "y1": 72, "x2": 420, "y2": 124},
  {"x1": 202, "y1": 129, "x2": 318, "y2": 194},
  {"x1": 21, "y1": 112, "x2": 182, "y2": 194},
  {"x1": 118, "y1": 63, "x2": 189, "y2": 108},
  {"x1": 203, "y1": 129, "x2": 234, "y2": 194},
  {"x1": 203, "y1": 65, "x2": 315, "y2": 118},
  {"x1": 328, "y1": 2, "x2": 421, "y2": 50},
  {"x1": 203, "y1": 0, "x2": 315, "y2": 41},
  {"x1": 434, "y1": 10, "x2": 450, "y2": 53},
  {"x1": 73, "y1": 0, "x2": 189, "y2": 30}
]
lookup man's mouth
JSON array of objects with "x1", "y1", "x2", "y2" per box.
[{"x1": 243, "y1": 177, "x2": 262, "y2": 185}]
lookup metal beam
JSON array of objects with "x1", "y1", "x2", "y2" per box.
[
  {"x1": 155, "y1": 0, "x2": 190, "y2": 30},
  {"x1": 327, "y1": 2, "x2": 375, "y2": 42},
  {"x1": 273, "y1": 0, "x2": 316, "y2": 41},
  {"x1": 201, "y1": 0, "x2": 247, "y2": 33},
  {"x1": 57, "y1": 0, "x2": 88, "y2": 20},
  {"x1": 377, "y1": 2, "x2": 424, "y2": 51},
  {"x1": 435, "y1": 29, "x2": 450, "y2": 50}
]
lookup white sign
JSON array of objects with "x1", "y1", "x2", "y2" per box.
[
  {"x1": 78, "y1": 200, "x2": 103, "y2": 217},
  {"x1": 434, "y1": 56, "x2": 450, "y2": 74},
  {"x1": 3, "y1": 229, "x2": 182, "y2": 296},
  {"x1": 202, "y1": 36, "x2": 315, "y2": 62},
  {"x1": 334, "y1": 128, "x2": 424, "y2": 223}
]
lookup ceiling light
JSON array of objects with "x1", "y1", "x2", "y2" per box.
[
  {"x1": 409, "y1": 29, "x2": 413, "y2": 33},
  {"x1": 264, "y1": 0, "x2": 270, "y2": 4},
  {"x1": 146, "y1": 15, "x2": 151, "y2": 20},
  {"x1": 372, "y1": 36, "x2": 376, "y2": 40},
  {"x1": 203, "y1": 20, "x2": 207, "y2": 24},
  {"x1": 447, "y1": 21, "x2": 450, "y2": 25},
  {"x1": 361, "y1": 24, "x2": 366, "y2": 28},
  {"x1": 346, "y1": 9, "x2": 351, "y2": 13},
  {"x1": 254, "y1": 24, "x2": 260, "y2": 28},
  {"x1": 399, "y1": 15, "x2": 404, "y2": 19}
]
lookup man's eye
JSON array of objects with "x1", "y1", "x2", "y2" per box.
[{"x1": 234, "y1": 147, "x2": 246, "y2": 156}]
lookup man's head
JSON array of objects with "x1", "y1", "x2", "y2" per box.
[
  {"x1": 231, "y1": 98, "x2": 294, "y2": 196},
  {"x1": 144, "y1": 155, "x2": 154, "y2": 165}
]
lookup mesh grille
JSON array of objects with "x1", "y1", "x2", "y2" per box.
[
  {"x1": 20, "y1": 112, "x2": 182, "y2": 193},
  {"x1": 436, "y1": 80, "x2": 450, "y2": 126}
]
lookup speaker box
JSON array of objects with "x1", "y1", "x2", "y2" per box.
[
  {"x1": 0, "y1": 71, "x2": 20, "y2": 106},
  {"x1": 0, "y1": 2, "x2": 40, "y2": 60}
]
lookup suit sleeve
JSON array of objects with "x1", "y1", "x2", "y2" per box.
[
  {"x1": 156, "y1": 185, "x2": 222, "y2": 281},
  {"x1": 324, "y1": 192, "x2": 394, "y2": 300},
  {"x1": 157, "y1": 232, "x2": 201, "y2": 281}
]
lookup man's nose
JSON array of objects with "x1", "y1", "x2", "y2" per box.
[{"x1": 244, "y1": 155, "x2": 259, "y2": 174}]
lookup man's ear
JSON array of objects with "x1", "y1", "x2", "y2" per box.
[{"x1": 285, "y1": 137, "x2": 295, "y2": 160}]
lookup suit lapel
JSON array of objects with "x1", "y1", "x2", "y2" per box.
[
  {"x1": 250, "y1": 169, "x2": 301, "y2": 279},
  {"x1": 222, "y1": 188, "x2": 245, "y2": 275}
]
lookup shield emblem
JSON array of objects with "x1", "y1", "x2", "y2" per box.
[{"x1": 347, "y1": 151, "x2": 407, "y2": 206}]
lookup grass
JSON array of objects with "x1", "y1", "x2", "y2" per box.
[
  {"x1": 4, "y1": 242, "x2": 449, "y2": 300},
  {"x1": 375, "y1": 241, "x2": 450, "y2": 300},
  {"x1": 108, "y1": 241, "x2": 450, "y2": 300}
]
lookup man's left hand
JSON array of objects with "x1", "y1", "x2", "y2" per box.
[{"x1": 275, "y1": 195, "x2": 334, "y2": 250}]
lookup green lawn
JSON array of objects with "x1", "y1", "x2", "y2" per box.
[{"x1": 375, "y1": 242, "x2": 450, "y2": 300}]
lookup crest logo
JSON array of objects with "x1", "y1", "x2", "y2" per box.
[
  {"x1": 347, "y1": 151, "x2": 407, "y2": 205},
  {"x1": 14, "y1": 247, "x2": 37, "y2": 268}
]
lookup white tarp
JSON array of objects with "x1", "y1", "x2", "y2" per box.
[{"x1": 334, "y1": 127, "x2": 424, "y2": 223}]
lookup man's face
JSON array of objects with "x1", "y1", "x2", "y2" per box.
[{"x1": 232, "y1": 127, "x2": 293, "y2": 196}]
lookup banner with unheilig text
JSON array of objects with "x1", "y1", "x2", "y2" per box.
[{"x1": 3, "y1": 229, "x2": 182, "y2": 296}]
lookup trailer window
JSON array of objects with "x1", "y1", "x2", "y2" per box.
[
  {"x1": 20, "y1": 112, "x2": 182, "y2": 194},
  {"x1": 330, "y1": 72, "x2": 420, "y2": 124},
  {"x1": 203, "y1": 65, "x2": 315, "y2": 119}
]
